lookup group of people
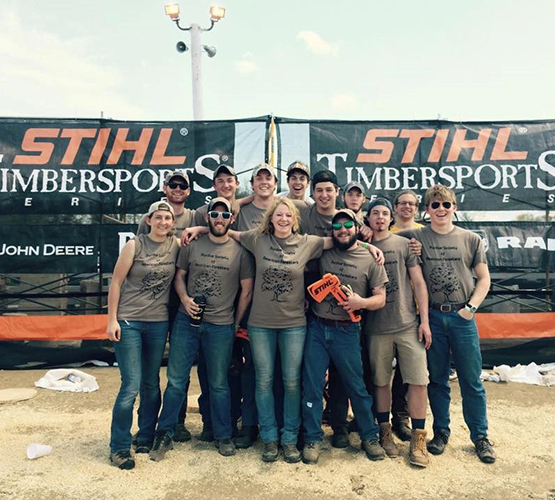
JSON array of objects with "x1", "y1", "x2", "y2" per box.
[{"x1": 106, "y1": 161, "x2": 496, "y2": 470}]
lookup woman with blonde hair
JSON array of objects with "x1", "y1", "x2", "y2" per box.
[
  {"x1": 224, "y1": 199, "x2": 331, "y2": 463},
  {"x1": 181, "y1": 198, "x2": 381, "y2": 463}
]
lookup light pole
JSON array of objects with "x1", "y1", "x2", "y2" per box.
[{"x1": 164, "y1": 3, "x2": 226, "y2": 120}]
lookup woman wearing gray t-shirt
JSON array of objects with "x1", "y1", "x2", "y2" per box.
[
  {"x1": 106, "y1": 201, "x2": 180, "y2": 470},
  {"x1": 229, "y1": 198, "x2": 333, "y2": 464}
]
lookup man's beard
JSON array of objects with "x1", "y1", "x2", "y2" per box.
[
  {"x1": 332, "y1": 233, "x2": 358, "y2": 251},
  {"x1": 209, "y1": 220, "x2": 229, "y2": 237}
]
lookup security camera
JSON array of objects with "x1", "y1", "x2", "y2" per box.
[{"x1": 176, "y1": 41, "x2": 188, "y2": 53}]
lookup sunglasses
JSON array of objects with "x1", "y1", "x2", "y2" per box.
[
  {"x1": 167, "y1": 181, "x2": 188, "y2": 190},
  {"x1": 430, "y1": 201, "x2": 452, "y2": 210},
  {"x1": 208, "y1": 211, "x2": 232, "y2": 220},
  {"x1": 332, "y1": 221, "x2": 355, "y2": 230}
]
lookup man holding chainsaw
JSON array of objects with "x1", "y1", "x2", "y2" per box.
[{"x1": 301, "y1": 209, "x2": 389, "y2": 464}]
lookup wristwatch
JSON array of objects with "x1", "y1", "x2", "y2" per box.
[{"x1": 465, "y1": 303, "x2": 478, "y2": 314}]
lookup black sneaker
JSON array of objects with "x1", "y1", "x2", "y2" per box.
[
  {"x1": 331, "y1": 428, "x2": 350, "y2": 449},
  {"x1": 134, "y1": 442, "x2": 152, "y2": 454},
  {"x1": 149, "y1": 431, "x2": 173, "y2": 462},
  {"x1": 427, "y1": 430, "x2": 449, "y2": 455},
  {"x1": 233, "y1": 425, "x2": 259, "y2": 449},
  {"x1": 174, "y1": 423, "x2": 192, "y2": 443},
  {"x1": 262, "y1": 441, "x2": 279, "y2": 463},
  {"x1": 110, "y1": 450, "x2": 135, "y2": 470},
  {"x1": 392, "y1": 419, "x2": 412, "y2": 442},
  {"x1": 216, "y1": 438, "x2": 236, "y2": 457},
  {"x1": 199, "y1": 424, "x2": 215, "y2": 442},
  {"x1": 475, "y1": 436, "x2": 496, "y2": 464}
]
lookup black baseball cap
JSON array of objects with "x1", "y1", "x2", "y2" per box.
[{"x1": 312, "y1": 170, "x2": 338, "y2": 188}]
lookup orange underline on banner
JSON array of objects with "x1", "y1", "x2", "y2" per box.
[
  {"x1": 0, "y1": 313, "x2": 554, "y2": 341},
  {"x1": 476, "y1": 313, "x2": 555, "y2": 339},
  {"x1": 0, "y1": 315, "x2": 107, "y2": 341}
]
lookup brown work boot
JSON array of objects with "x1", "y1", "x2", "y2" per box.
[
  {"x1": 379, "y1": 422, "x2": 400, "y2": 458},
  {"x1": 409, "y1": 429, "x2": 429, "y2": 468}
]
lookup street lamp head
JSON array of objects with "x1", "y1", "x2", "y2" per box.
[
  {"x1": 164, "y1": 3, "x2": 180, "y2": 20},
  {"x1": 209, "y1": 5, "x2": 226, "y2": 22}
]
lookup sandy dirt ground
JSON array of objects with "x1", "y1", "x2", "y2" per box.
[{"x1": 1, "y1": 367, "x2": 555, "y2": 500}]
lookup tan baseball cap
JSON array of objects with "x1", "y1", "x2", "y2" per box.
[
  {"x1": 332, "y1": 208, "x2": 360, "y2": 226},
  {"x1": 213, "y1": 164, "x2": 237, "y2": 180},
  {"x1": 287, "y1": 161, "x2": 310, "y2": 177},
  {"x1": 251, "y1": 163, "x2": 277, "y2": 180},
  {"x1": 147, "y1": 201, "x2": 175, "y2": 217},
  {"x1": 208, "y1": 197, "x2": 232, "y2": 212},
  {"x1": 164, "y1": 170, "x2": 190, "y2": 185}
]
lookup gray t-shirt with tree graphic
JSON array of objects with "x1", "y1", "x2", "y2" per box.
[
  {"x1": 400, "y1": 225, "x2": 486, "y2": 304},
  {"x1": 176, "y1": 234, "x2": 255, "y2": 325},
  {"x1": 313, "y1": 245, "x2": 388, "y2": 322},
  {"x1": 362, "y1": 233, "x2": 419, "y2": 335},
  {"x1": 240, "y1": 230, "x2": 325, "y2": 328}
]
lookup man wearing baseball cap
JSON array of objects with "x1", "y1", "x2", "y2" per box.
[
  {"x1": 364, "y1": 197, "x2": 432, "y2": 467},
  {"x1": 137, "y1": 170, "x2": 195, "y2": 237},
  {"x1": 342, "y1": 181, "x2": 367, "y2": 223},
  {"x1": 235, "y1": 163, "x2": 278, "y2": 231},
  {"x1": 194, "y1": 165, "x2": 241, "y2": 227},
  {"x1": 277, "y1": 161, "x2": 314, "y2": 205},
  {"x1": 150, "y1": 196, "x2": 255, "y2": 460},
  {"x1": 302, "y1": 209, "x2": 388, "y2": 464},
  {"x1": 292, "y1": 170, "x2": 382, "y2": 448},
  {"x1": 135, "y1": 169, "x2": 197, "y2": 447}
]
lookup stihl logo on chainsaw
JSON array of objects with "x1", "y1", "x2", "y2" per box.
[{"x1": 307, "y1": 273, "x2": 361, "y2": 323}]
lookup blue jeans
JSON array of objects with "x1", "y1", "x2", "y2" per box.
[
  {"x1": 157, "y1": 312, "x2": 235, "y2": 440},
  {"x1": 302, "y1": 317, "x2": 379, "y2": 443},
  {"x1": 249, "y1": 325, "x2": 306, "y2": 445},
  {"x1": 110, "y1": 320, "x2": 168, "y2": 452},
  {"x1": 427, "y1": 308, "x2": 489, "y2": 442}
]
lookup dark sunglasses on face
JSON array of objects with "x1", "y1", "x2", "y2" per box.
[
  {"x1": 430, "y1": 201, "x2": 452, "y2": 210},
  {"x1": 208, "y1": 211, "x2": 232, "y2": 220},
  {"x1": 167, "y1": 181, "x2": 188, "y2": 190},
  {"x1": 332, "y1": 221, "x2": 355, "y2": 230}
]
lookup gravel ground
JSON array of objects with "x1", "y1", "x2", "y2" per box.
[{"x1": 1, "y1": 367, "x2": 555, "y2": 500}]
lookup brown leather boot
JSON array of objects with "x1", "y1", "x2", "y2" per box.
[
  {"x1": 379, "y1": 422, "x2": 400, "y2": 458},
  {"x1": 410, "y1": 429, "x2": 429, "y2": 468}
]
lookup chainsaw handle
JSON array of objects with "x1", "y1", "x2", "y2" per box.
[{"x1": 331, "y1": 288, "x2": 361, "y2": 323}]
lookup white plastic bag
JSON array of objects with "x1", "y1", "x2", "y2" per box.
[{"x1": 34, "y1": 369, "x2": 99, "y2": 393}]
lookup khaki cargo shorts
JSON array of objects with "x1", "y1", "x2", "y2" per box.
[{"x1": 368, "y1": 324, "x2": 429, "y2": 386}]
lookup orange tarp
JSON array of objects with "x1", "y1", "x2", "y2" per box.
[
  {"x1": 0, "y1": 313, "x2": 554, "y2": 341},
  {"x1": 476, "y1": 313, "x2": 555, "y2": 339},
  {"x1": 0, "y1": 315, "x2": 107, "y2": 341}
]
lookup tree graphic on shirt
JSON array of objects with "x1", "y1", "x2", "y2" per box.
[
  {"x1": 261, "y1": 266, "x2": 293, "y2": 302},
  {"x1": 384, "y1": 272, "x2": 399, "y2": 303},
  {"x1": 141, "y1": 269, "x2": 171, "y2": 300},
  {"x1": 429, "y1": 252, "x2": 461, "y2": 302},
  {"x1": 193, "y1": 270, "x2": 222, "y2": 298}
]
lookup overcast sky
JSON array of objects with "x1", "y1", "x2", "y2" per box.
[{"x1": 2, "y1": 0, "x2": 555, "y2": 122}]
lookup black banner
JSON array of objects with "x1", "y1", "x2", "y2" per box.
[
  {"x1": 0, "y1": 225, "x2": 99, "y2": 273},
  {"x1": 0, "y1": 221, "x2": 553, "y2": 273},
  {"x1": 278, "y1": 119, "x2": 555, "y2": 211},
  {"x1": 460, "y1": 221, "x2": 554, "y2": 271},
  {"x1": 0, "y1": 118, "x2": 266, "y2": 215}
]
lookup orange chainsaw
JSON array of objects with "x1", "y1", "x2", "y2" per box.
[{"x1": 307, "y1": 273, "x2": 361, "y2": 323}]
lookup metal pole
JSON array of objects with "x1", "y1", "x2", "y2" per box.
[{"x1": 189, "y1": 23, "x2": 204, "y2": 120}]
